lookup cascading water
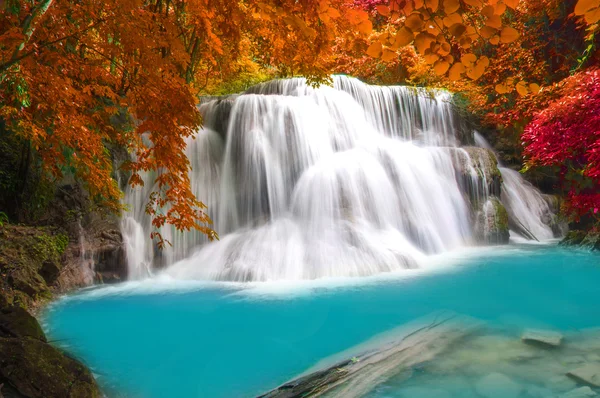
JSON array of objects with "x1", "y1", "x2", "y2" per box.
[
  {"x1": 121, "y1": 76, "x2": 560, "y2": 282},
  {"x1": 472, "y1": 132, "x2": 564, "y2": 241}
]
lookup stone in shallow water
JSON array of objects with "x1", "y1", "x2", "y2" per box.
[
  {"x1": 475, "y1": 372, "x2": 522, "y2": 398},
  {"x1": 559, "y1": 386, "x2": 598, "y2": 398},
  {"x1": 398, "y1": 386, "x2": 453, "y2": 398},
  {"x1": 521, "y1": 329, "x2": 563, "y2": 347},
  {"x1": 567, "y1": 364, "x2": 600, "y2": 387}
]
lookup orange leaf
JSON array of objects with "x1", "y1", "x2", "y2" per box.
[
  {"x1": 584, "y1": 7, "x2": 600, "y2": 24},
  {"x1": 376, "y1": 5, "x2": 391, "y2": 16},
  {"x1": 381, "y1": 48, "x2": 398, "y2": 62},
  {"x1": 448, "y1": 62, "x2": 465, "y2": 81},
  {"x1": 366, "y1": 41, "x2": 383, "y2": 58},
  {"x1": 503, "y1": 0, "x2": 519, "y2": 9},
  {"x1": 500, "y1": 26, "x2": 520, "y2": 43},
  {"x1": 443, "y1": 0, "x2": 460, "y2": 13},
  {"x1": 529, "y1": 83, "x2": 541, "y2": 94},
  {"x1": 575, "y1": 0, "x2": 598, "y2": 15},
  {"x1": 449, "y1": 23, "x2": 467, "y2": 37},
  {"x1": 393, "y1": 27, "x2": 414, "y2": 48},
  {"x1": 433, "y1": 60, "x2": 450, "y2": 75},
  {"x1": 358, "y1": 20, "x2": 373, "y2": 35}
]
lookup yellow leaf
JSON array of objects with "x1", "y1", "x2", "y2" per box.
[
  {"x1": 500, "y1": 26, "x2": 520, "y2": 43},
  {"x1": 376, "y1": 5, "x2": 391, "y2": 16},
  {"x1": 503, "y1": 0, "x2": 519, "y2": 9},
  {"x1": 490, "y1": 35, "x2": 500, "y2": 45},
  {"x1": 381, "y1": 48, "x2": 398, "y2": 62},
  {"x1": 529, "y1": 83, "x2": 541, "y2": 94},
  {"x1": 486, "y1": 14, "x2": 503, "y2": 29},
  {"x1": 405, "y1": 13, "x2": 424, "y2": 30},
  {"x1": 433, "y1": 60, "x2": 451, "y2": 75},
  {"x1": 449, "y1": 23, "x2": 467, "y2": 37},
  {"x1": 443, "y1": 0, "x2": 460, "y2": 13},
  {"x1": 448, "y1": 62, "x2": 465, "y2": 81},
  {"x1": 425, "y1": 0, "x2": 439, "y2": 12},
  {"x1": 585, "y1": 7, "x2": 600, "y2": 24},
  {"x1": 575, "y1": 0, "x2": 599, "y2": 15},
  {"x1": 358, "y1": 20, "x2": 373, "y2": 35},
  {"x1": 516, "y1": 81, "x2": 529, "y2": 96},
  {"x1": 366, "y1": 41, "x2": 383, "y2": 58}
]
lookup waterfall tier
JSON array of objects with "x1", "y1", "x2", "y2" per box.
[{"x1": 122, "y1": 76, "x2": 561, "y2": 281}]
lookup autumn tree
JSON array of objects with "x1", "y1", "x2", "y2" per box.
[{"x1": 0, "y1": 0, "x2": 371, "y2": 242}]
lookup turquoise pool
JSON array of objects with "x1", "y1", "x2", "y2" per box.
[{"x1": 43, "y1": 246, "x2": 600, "y2": 397}]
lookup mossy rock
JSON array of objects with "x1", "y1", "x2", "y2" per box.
[
  {"x1": 0, "y1": 306, "x2": 46, "y2": 341},
  {"x1": 0, "y1": 225, "x2": 68, "y2": 309},
  {"x1": 474, "y1": 197, "x2": 509, "y2": 244},
  {"x1": 0, "y1": 337, "x2": 101, "y2": 398},
  {"x1": 561, "y1": 230, "x2": 600, "y2": 251},
  {"x1": 448, "y1": 147, "x2": 502, "y2": 203}
]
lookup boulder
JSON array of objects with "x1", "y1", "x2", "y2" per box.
[
  {"x1": 475, "y1": 373, "x2": 522, "y2": 398},
  {"x1": 0, "y1": 307, "x2": 46, "y2": 341},
  {"x1": 568, "y1": 364, "x2": 600, "y2": 387},
  {"x1": 449, "y1": 147, "x2": 502, "y2": 202},
  {"x1": 0, "y1": 337, "x2": 100, "y2": 398},
  {"x1": 521, "y1": 329, "x2": 563, "y2": 348},
  {"x1": 474, "y1": 197, "x2": 510, "y2": 244}
]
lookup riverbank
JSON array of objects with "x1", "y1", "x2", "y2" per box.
[{"x1": 0, "y1": 224, "x2": 103, "y2": 397}]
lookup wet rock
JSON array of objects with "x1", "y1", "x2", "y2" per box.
[
  {"x1": 560, "y1": 387, "x2": 598, "y2": 397},
  {"x1": 448, "y1": 147, "x2": 502, "y2": 201},
  {"x1": 521, "y1": 329, "x2": 563, "y2": 348},
  {"x1": 0, "y1": 307, "x2": 45, "y2": 341},
  {"x1": 475, "y1": 373, "x2": 522, "y2": 398},
  {"x1": 398, "y1": 387, "x2": 452, "y2": 398},
  {"x1": 546, "y1": 375, "x2": 579, "y2": 392},
  {"x1": 567, "y1": 364, "x2": 600, "y2": 387},
  {"x1": 474, "y1": 197, "x2": 510, "y2": 244},
  {"x1": 0, "y1": 337, "x2": 100, "y2": 398},
  {"x1": 527, "y1": 385, "x2": 555, "y2": 398}
]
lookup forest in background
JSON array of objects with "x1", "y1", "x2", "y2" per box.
[{"x1": 0, "y1": 0, "x2": 598, "y2": 240}]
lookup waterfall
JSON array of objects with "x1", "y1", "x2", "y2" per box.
[
  {"x1": 472, "y1": 132, "x2": 562, "y2": 241},
  {"x1": 500, "y1": 167, "x2": 557, "y2": 241},
  {"x1": 121, "y1": 76, "x2": 559, "y2": 282}
]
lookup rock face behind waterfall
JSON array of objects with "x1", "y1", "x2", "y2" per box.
[{"x1": 121, "y1": 76, "x2": 560, "y2": 281}]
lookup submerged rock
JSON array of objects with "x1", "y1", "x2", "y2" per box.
[
  {"x1": 568, "y1": 364, "x2": 600, "y2": 387},
  {"x1": 475, "y1": 372, "x2": 522, "y2": 398},
  {"x1": 521, "y1": 329, "x2": 563, "y2": 348},
  {"x1": 560, "y1": 386, "x2": 598, "y2": 397}
]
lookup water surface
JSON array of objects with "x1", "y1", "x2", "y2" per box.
[{"x1": 43, "y1": 246, "x2": 600, "y2": 397}]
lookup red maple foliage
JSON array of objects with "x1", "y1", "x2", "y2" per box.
[{"x1": 523, "y1": 68, "x2": 600, "y2": 220}]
